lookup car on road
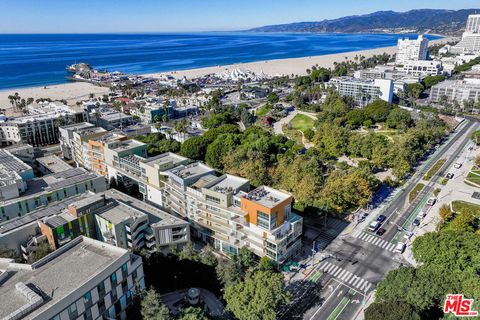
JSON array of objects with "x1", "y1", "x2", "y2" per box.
[
  {"x1": 426, "y1": 197, "x2": 437, "y2": 206},
  {"x1": 376, "y1": 228, "x2": 386, "y2": 236},
  {"x1": 368, "y1": 221, "x2": 381, "y2": 232},
  {"x1": 377, "y1": 215, "x2": 387, "y2": 222},
  {"x1": 413, "y1": 218, "x2": 421, "y2": 226},
  {"x1": 446, "y1": 172, "x2": 454, "y2": 179},
  {"x1": 417, "y1": 211, "x2": 426, "y2": 219},
  {"x1": 395, "y1": 242, "x2": 406, "y2": 254},
  {"x1": 454, "y1": 163, "x2": 462, "y2": 169}
]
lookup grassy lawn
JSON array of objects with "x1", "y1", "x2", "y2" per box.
[
  {"x1": 471, "y1": 130, "x2": 480, "y2": 145},
  {"x1": 409, "y1": 183, "x2": 425, "y2": 202},
  {"x1": 282, "y1": 124, "x2": 304, "y2": 146},
  {"x1": 451, "y1": 200, "x2": 480, "y2": 215},
  {"x1": 465, "y1": 171, "x2": 480, "y2": 186},
  {"x1": 255, "y1": 105, "x2": 271, "y2": 117},
  {"x1": 434, "y1": 188, "x2": 441, "y2": 197},
  {"x1": 423, "y1": 159, "x2": 446, "y2": 181},
  {"x1": 289, "y1": 114, "x2": 315, "y2": 132}
]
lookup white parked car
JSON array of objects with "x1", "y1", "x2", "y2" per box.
[
  {"x1": 395, "y1": 242, "x2": 406, "y2": 254},
  {"x1": 426, "y1": 197, "x2": 437, "y2": 206},
  {"x1": 454, "y1": 163, "x2": 462, "y2": 169},
  {"x1": 417, "y1": 211, "x2": 426, "y2": 219}
]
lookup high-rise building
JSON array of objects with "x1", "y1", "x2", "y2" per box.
[
  {"x1": 395, "y1": 35, "x2": 429, "y2": 65},
  {"x1": 0, "y1": 236, "x2": 145, "y2": 320},
  {"x1": 453, "y1": 14, "x2": 480, "y2": 53}
]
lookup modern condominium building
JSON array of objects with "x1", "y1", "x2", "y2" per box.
[
  {"x1": 0, "y1": 167, "x2": 107, "y2": 221},
  {"x1": 401, "y1": 60, "x2": 443, "y2": 77},
  {"x1": 329, "y1": 77, "x2": 394, "y2": 107},
  {"x1": 0, "y1": 103, "x2": 87, "y2": 147},
  {"x1": 162, "y1": 162, "x2": 303, "y2": 263},
  {"x1": 395, "y1": 35, "x2": 429, "y2": 65},
  {"x1": 0, "y1": 236, "x2": 145, "y2": 320}
]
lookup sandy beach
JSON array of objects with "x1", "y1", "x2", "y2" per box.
[
  {"x1": 0, "y1": 82, "x2": 110, "y2": 115},
  {"x1": 0, "y1": 36, "x2": 454, "y2": 113}
]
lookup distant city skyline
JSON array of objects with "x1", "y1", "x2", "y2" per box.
[{"x1": 0, "y1": 0, "x2": 479, "y2": 33}]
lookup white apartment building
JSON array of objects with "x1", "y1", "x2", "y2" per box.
[
  {"x1": 329, "y1": 77, "x2": 394, "y2": 107},
  {"x1": 429, "y1": 79, "x2": 480, "y2": 105},
  {"x1": 401, "y1": 60, "x2": 443, "y2": 77},
  {"x1": 0, "y1": 236, "x2": 145, "y2": 320},
  {"x1": 453, "y1": 14, "x2": 480, "y2": 53},
  {"x1": 59, "y1": 122, "x2": 96, "y2": 160},
  {"x1": 395, "y1": 35, "x2": 429, "y2": 65},
  {"x1": 0, "y1": 103, "x2": 86, "y2": 147}
]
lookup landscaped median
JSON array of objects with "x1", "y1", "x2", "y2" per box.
[
  {"x1": 423, "y1": 158, "x2": 446, "y2": 181},
  {"x1": 409, "y1": 183, "x2": 425, "y2": 202}
]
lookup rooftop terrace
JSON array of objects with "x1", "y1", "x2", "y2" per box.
[
  {"x1": 243, "y1": 186, "x2": 291, "y2": 209},
  {"x1": 168, "y1": 162, "x2": 214, "y2": 181},
  {"x1": 205, "y1": 174, "x2": 249, "y2": 194}
]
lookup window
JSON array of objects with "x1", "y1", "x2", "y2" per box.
[
  {"x1": 50, "y1": 315, "x2": 60, "y2": 320},
  {"x1": 122, "y1": 263, "x2": 128, "y2": 278},
  {"x1": 98, "y1": 281, "x2": 106, "y2": 297},
  {"x1": 84, "y1": 291, "x2": 92, "y2": 304},
  {"x1": 111, "y1": 271, "x2": 117, "y2": 284},
  {"x1": 257, "y1": 210, "x2": 270, "y2": 230},
  {"x1": 206, "y1": 195, "x2": 221, "y2": 204},
  {"x1": 68, "y1": 302, "x2": 78, "y2": 318}
]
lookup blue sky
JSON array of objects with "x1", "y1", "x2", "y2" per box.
[{"x1": 0, "y1": 0, "x2": 479, "y2": 33}]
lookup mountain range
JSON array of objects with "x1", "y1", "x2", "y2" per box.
[{"x1": 247, "y1": 9, "x2": 480, "y2": 35}]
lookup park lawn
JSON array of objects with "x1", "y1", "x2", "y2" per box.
[
  {"x1": 255, "y1": 105, "x2": 271, "y2": 117},
  {"x1": 289, "y1": 114, "x2": 315, "y2": 132},
  {"x1": 471, "y1": 130, "x2": 480, "y2": 145},
  {"x1": 282, "y1": 124, "x2": 304, "y2": 146},
  {"x1": 409, "y1": 183, "x2": 425, "y2": 202},
  {"x1": 465, "y1": 171, "x2": 480, "y2": 186},
  {"x1": 423, "y1": 159, "x2": 446, "y2": 181},
  {"x1": 451, "y1": 200, "x2": 480, "y2": 215}
]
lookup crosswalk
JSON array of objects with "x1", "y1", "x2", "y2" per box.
[
  {"x1": 317, "y1": 261, "x2": 373, "y2": 293},
  {"x1": 355, "y1": 231, "x2": 397, "y2": 252}
]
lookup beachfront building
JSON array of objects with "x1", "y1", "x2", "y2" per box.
[
  {"x1": 0, "y1": 236, "x2": 145, "y2": 320},
  {"x1": 401, "y1": 60, "x2": 443, "y2": 77},
  {"x1": 59, "y1": 122, "x2": 96, "y2": 160},
  {"x1": 429, "y1": 79, "x2": 480, "y2": 105},
  {"x1": 161, "y1": 161, "x2": 303, "y2": 263},
  {"x1": 395, "y1": 35, "x2": 429, "y2": 65},
  {"x1": 0, "y1": 103, "x2": 87, "y2": 147},
  {"x1": 329, "y1": 77, "x2": 394, "y2": 107},
  {"x1": 0, "y1": 167, "x2": 107, "y2": 221},
  {"x1": 452, "y1": 14, "x2": 480, "y2": 53},
  {"x1": 97, "y1": 111, "x2": 134, "y2": 130}
]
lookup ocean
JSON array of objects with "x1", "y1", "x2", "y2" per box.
[{"x1": 0, "y1": 32, "x2": 440, "y2": 90}]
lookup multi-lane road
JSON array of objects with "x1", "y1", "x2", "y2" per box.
[{"x1": 280, "y1": 117, "x2": 479, "y2": 320}]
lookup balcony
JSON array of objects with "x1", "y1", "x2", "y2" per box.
[{"x1": 57, "y1": 235, "x2": 72, "y2": 246}]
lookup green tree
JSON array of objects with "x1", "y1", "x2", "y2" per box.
[
  {"x1": 267, "y1": 92, "x2": 280, "y2": 104},
  {"x1": 438, "y1": 204, "x2": 454, "y2": 223},
  {"x1": 238, "y1": 247, "x2": 255, "y2": 269},
  {"x1": 178, "y1": 242, "x2": 199, "y2": 261},
  {"x1": 28, "y1": 241, "x2": 52, "y2": 263},
  {"x1": 200, "y1": 245, "x2": 218, "y2": 267},
  {"x1": 406, "y1": 83, "x2": 425, "y2": 99},
  {"x1": 363, "y1": 99, "x2": 391, "y2": 123},
  {"x1": 180, "y1": 136, "x2": 209, "y2": 160},
  {"x1": 205, "y1": 134, "x2": 238, "y2": 169},
  {"x1": 224, "y1": 270, "x2": 289, "y2": 320},
  {"x1": 141, "y1": 288, "x2": 171, "y2": 320},
  {"x1": 216, "y1": 257, "x2": 242, "y2": 288},
  {"x1": 178, "y1": 307, "x2": 208, "y2": 320},
  {"x1": 365, "y1": 300, "x2": 421, "y2": 320},
  {"x1": 258, "y1": 256, "x2": 274, "y2": 272},
  {"x1": 386, "y1": 108, "x2": 414, "y2": 130}
]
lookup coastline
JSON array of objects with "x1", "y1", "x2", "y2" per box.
[{"x1": 0, "y1": 36, "x2": 453, "y2": 112}]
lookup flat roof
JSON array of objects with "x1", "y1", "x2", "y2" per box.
[
  {"x1": 243, "y1": 186, "x2": 291, "y2": 209},
  {"x1": 0, "y1": 193, "x2": 91, "y2": 234},
  {"x1": 36, "y1": 155, "x2": 72, "y2": 173},
  {"x1": 0, "y1": 237, "x2": 128, "y2": 320},
  {"x1": 432, "y1": 79, "x2": 480, "y2": 89},
  {"x1": 60, "y1": 122, "x2": 95, "y2": 131},
  {"x1": 0, "y1": 149, "x2": 32, "y2": 174},
  {"x1": 205, "y1": 174, "x2": 249, "y2": 194},
  {"x1": 100, "y1": 112, "x2": 132, "y2": 121},
  {"x1": 0, "y1": 168, "x2": 100, "y2": 206},
  {"x1": 102, "y1": 190, "x2": 187, "y2": 227},
  {"x1": 108, "y1": 139, "x2": 145, "y2": 152},
  {"x1": 168, "y1": 162, "x2": 214, "y2": 181},
  {"x1": 143, "y1": 152, "x2": 188, "y2": 168}
]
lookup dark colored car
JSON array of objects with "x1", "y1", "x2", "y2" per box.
[
  {"x1": 376, "y1": 228, "x2": 386, "y2": 236},
  {"x1": 377, "y1": 215, "x2": 387, "y2": 222},
  {"x1": 413, "y1": 218, "x2": 421, "y2": 226}
]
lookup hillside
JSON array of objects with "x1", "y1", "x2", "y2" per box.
[{"x1": 247, "y1": 9, "x2": 479, "y2": 35}]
